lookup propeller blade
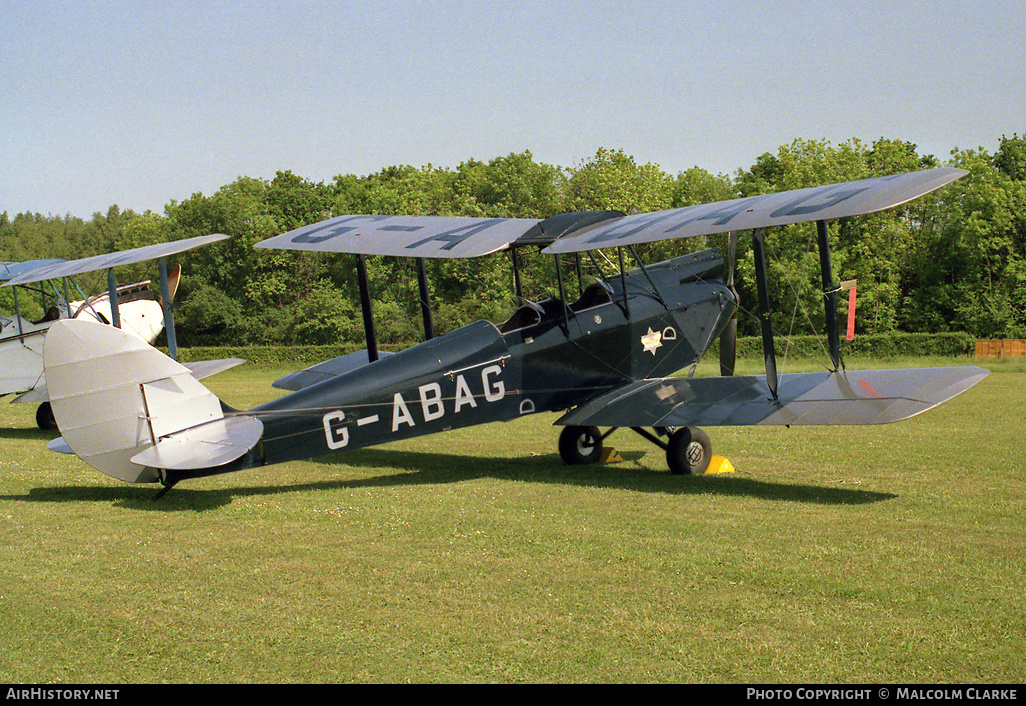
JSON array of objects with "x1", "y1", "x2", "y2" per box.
[
  {"x1": 719, "y1": 230, "x2": 738, "y2": 377},
  {"x1": 719, "y1": 315, "x2": 737, "y2": 376},
  {"x1": 159, "y1": 263, "x2": 181, "y2": 306}
]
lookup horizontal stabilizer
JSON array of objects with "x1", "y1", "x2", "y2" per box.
[
  {"x1": 556, "y1": 367, "x2": 989, "y2": 428},
  {"x1": 131, "y1": 415, "x2": 263, "y2": 470},
  {"x1": 10, "y1": 358, "x2": 241, "y2": 406},
  {"x1": 272, "y1": 350, "x2": 394, "y2": 391},
  {"x1": 46, "y1": 436, "x2": 74, "y2": 454},
  {"x1": 12, "y1": 386, "x2": 48, "y2": 405},
  {"x1": 184, "y1": 358, "x2": 246, "y2": 380}
]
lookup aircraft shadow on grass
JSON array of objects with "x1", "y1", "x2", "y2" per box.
[
  {"x1": 0, "y1": 428, "x2": 53, "y2": 442},
  {"x1": 2, "y1": 445, "x2": 895, "y2": 511}
]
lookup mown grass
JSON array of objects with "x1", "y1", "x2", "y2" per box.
[{"x1": 0, "y1": 357, "x2": 1023, "y2": 683}]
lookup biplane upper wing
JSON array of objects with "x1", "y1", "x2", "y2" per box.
[
  {"x1": 2, "y1": 259, "x2": 67, "y2": 282},
  {"x1": 254, "y1": 215, "x2": 541, "y2": 258},
  {"x1": 1, "y1": 233, "x2": 229, "y2": 286},
  {"x1": 252, "y1": 168, "x2": 966, "y2": 258},
  {"x1": 556, "y1": 366, "x2": 989, "y2": 429},
  {"x1": 544, "y1": 167, "x2": 967, "y2": 254}
]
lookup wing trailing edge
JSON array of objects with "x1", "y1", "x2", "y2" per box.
[{"x1": 556, "y1": 366, "x2": 989, "y2": 428}]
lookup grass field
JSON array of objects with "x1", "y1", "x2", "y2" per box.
[{"x1": 1, "y1": 357, "x2": 1023, "y2": 683}]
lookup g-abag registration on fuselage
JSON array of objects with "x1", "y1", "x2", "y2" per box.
[{"x1": 41, "y1": 167, "x2": 988, "y2": 497}]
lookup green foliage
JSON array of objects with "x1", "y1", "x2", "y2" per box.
[
  {"x1": 730, "y1": 331, "x2": 975, "y2": 361},
  {"x1": 672, "y1": 166, "x2": 734, "y2": 206},
  {"x1": 175, "y1": 281, "x2": 246, "y2": 346},
  {"x1": 563, "y1": 147, "x2": 674, "y2": 214},
  {"x1": 729, "y1": 136, "x2": 1026, "y2": 341},
  {"x1": 452, "y1": 151, "x2": 566, "y2": 218},
  {"x1": 3, "y1": 134, "x2": 1025, "y2": 349},
  {"x1": 897, "y1": 144, "x2": 1026, "y2": 338},
  {"x1": 994, "y1": 133, "x2": 1026, "y2": 181}
]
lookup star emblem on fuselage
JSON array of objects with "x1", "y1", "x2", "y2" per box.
[{"x1": 641, "y1": 327, "x2": 662, "y2": 355}]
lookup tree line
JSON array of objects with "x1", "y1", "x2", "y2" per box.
[{"x1": 2, "y1": 136, "x2": 1024, "y2": 351}]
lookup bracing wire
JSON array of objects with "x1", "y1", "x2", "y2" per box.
[
  {"x1": 782, "y1": 228, "x2": 815, "y2": 373},
  {"x1": 380, "y1": 257, "x2": 423, "y2": 344},
  {"x1": 762, "y1": 228, "x2": 835, "y2": 373}
]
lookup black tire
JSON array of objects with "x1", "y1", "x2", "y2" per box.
[
  {"x1": 558, "y1": 425, "x2": 603, "y2": 465},
  {"x1": 667, "y1": 427, "x2": 712, "y2": 475},
  {"x1": 36, "y1": 402, "x2": 57, "y2": 430}
]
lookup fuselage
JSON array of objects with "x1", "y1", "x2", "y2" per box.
[{"x1": 202, "y1": 248, "x2": 737, "y2": 477}]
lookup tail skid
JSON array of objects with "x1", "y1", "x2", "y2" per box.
[{"x1": 43, "y1": 319, "x2": 259, "y2": 485}]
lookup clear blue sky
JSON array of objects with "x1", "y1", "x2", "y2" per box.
[{"x1": 2, "y1": 0, "x2": 1023, "y2": 218}]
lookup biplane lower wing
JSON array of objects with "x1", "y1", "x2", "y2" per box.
[
  {"x1": 556, "y1": 367, "x2": 989, "y2": 428},
  {"x1": 272, "y1": 349, "x2": 395, "y2": 391}
]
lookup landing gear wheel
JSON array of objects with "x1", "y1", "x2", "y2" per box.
[
  {"x1": 667, "y1": 427, "x2": 712, "y2": 475},
  {"x1": 36, "y1": 402, "x2": 57, "y2": 430},
  {"x1": 558, "y1": 425, "x2": 603, "y2": 465}
]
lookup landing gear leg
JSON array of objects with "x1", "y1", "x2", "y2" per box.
[{"x1": 666, "y1": 427, "x2": 712, "y2": 475}]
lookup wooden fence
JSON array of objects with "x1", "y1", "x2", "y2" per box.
[{"x1": 975, "y1": 339, "x2": 1026, "y2": 359}]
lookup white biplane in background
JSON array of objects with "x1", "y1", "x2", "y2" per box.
[{"x1": 0, "y1": 234, "x2": 231, "y2": 428}]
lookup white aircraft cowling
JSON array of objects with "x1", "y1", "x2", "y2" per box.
[{"x1": 74, "y1": 296, "x2": 166, "y2": 345}]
